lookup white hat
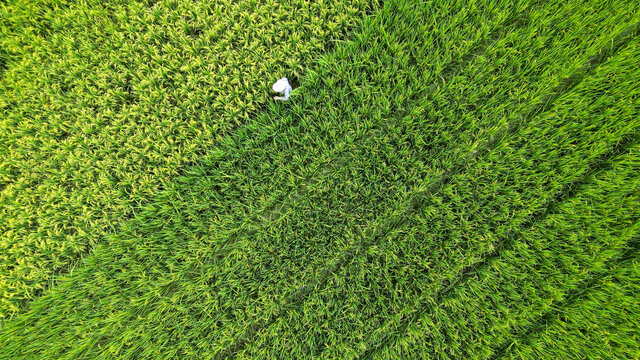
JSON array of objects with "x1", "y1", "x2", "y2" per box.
[{"x1": 272, "y1": 78, "x2": 289, "y2": 93}]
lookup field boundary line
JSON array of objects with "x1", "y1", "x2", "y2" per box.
[
  {"x1": 213, "y1": 2, "x2": 549, "y2": 357},
  {"x1": 488, "y1": 233, "x2": 640, "y2": 360}
]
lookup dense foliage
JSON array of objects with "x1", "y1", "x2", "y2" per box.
[
  {"x1": 1, "y1": 0, "x2": 638, "y2": 358},
  {"x1": 0, "y1": 0, "x2": 372, "y2": 317}
]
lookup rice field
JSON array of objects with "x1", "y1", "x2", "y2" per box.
[{"x1": 1, "y1": 0, "x2": 638, "y2": 358}]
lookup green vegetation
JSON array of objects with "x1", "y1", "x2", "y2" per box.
[
  {"x1": 1, "y1": 0, "x2": 639, "y2": 359},
  {"x1": 369, "y1": 143, "x2": 640, "y2": 359},
  {"x1": 0, "y1": 0, "x2": 372, "y2": 317},
  {"x1": 240, "y1": 4, "x2": 640, "y2": 358},
  {"x1": 502, "y1": 249, "x2": 640, "y2": 360}
]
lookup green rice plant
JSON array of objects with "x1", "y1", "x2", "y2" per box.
[
  {"x1": 238, "y1": 32, "x2": 640, "y2": 360},
  {"x1": 368, "y1": 142, "x2": 640, "y2": 359},
  {"x1": 2, "y1": 0, "x2": 640, "y2": 358},
  {"x1": 0, "y1": 0, "x2": 373, "y2": 318},
  {"x1": 500, "y1": 251, "x2": 640, "y2": 360}
]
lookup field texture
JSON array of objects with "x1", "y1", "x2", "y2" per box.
[
  {"x1": 1, "y1": 0, "x2": 639, "y2": 359},
  {"x1": 0, "y1": 0, "x2": 372, "y2": 317}
]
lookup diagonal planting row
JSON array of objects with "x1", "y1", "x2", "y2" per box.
[
  {"x1": 498, "y1": 250, "x2": 640, "y2": 360},
  {"x1": 0, "y1": 0, "x2": 533, "y2": 356},
  {"x1": 239, "y1": 31, "x2": 640, "y2": 359},
  {"x1": 361, "y1": 38, "x2": 640, "y2": 360},
  {"x1": 368, "y1": 140, "x2": 640, "y2": 359},
  {"x1": 2, "y1": 0, "x2": 639, "y2": 358}
]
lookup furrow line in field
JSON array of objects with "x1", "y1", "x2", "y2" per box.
[
  {"x1": 454, "y1": 134, "x2": 640, "y2": 281},
  {"x1": 464, "y1": 20, "x2": 640, "y2": 163},
  {"x1": 360, "y1": 131, "x2": 640, "y2": 360},
  {"x1": 489, "y1": 238, "x2": 640, "y2": 360}
]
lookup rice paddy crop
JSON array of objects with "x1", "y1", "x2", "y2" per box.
[
  {"x1": 0, "y1": 0, "x2": 373, "y2": 318},
  {"x1": 0, "y1": 0, "x2": 638, "y2": 358}
]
